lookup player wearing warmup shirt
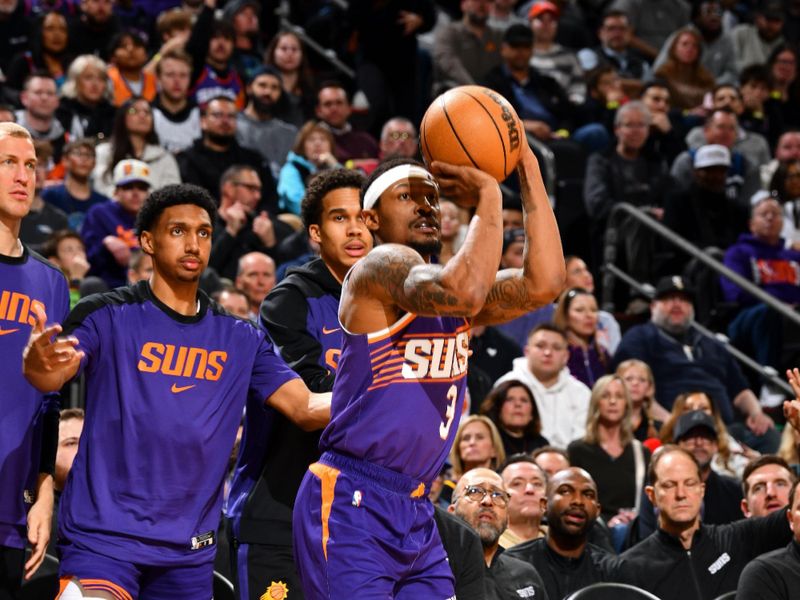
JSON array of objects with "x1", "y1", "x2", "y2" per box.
[
  {"x1": 22, "y1": 184, "x2": 331, "y2": 600},
  {"x1": 227, "y1": 169, "x2": 371, "y2": 600},
  {"x1": 0, "y1": 122, "x2": 70, "y2": 595},
  {"x1": 292, "y1": 140, "x2": 565, "y2": 598}
]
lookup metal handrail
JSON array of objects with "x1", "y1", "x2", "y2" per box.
[
  {"x1": 601, "y1": 202, "x2": 800, "y2": 328},
  {"x1": 604, "y1": 263, "x2": 793, "y2": 395},
  {"x1": 279, "y1": 19, "x2": 355, "y2": 80}
]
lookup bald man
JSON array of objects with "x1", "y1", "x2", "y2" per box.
[
  {"x1": 235, "y1": 251, "x2": 276, "y2": 319},
  {"x1": 450, "y1": 468, "x2": 549, "y2": 600},
  {"x1": 506, "y1": 467, "x2": 617, "y2": 600}
]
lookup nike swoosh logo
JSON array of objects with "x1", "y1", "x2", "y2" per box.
[
  {"x1": 0, "y1": 328, "x2": 20, "y2": 336},
  {"x1": 170, "y1": 383, "x2": 196, "y2": 394},
  {"x1": 322, "y1": 327, "x2": 341, "y2": 335}
]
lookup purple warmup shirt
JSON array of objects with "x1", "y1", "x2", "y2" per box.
[
  {"x1": 60, "y1": 281, "x2": 298, "y2": 565},
  {"x1": 320, "y1": 312, "x2": 470, "y2": 485},
  {"x1": 0, "y1": 247, "x2": 69, "y2": 548}
]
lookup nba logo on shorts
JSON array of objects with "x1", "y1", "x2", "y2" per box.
[{"x1": 352, "y1": 490, "x2": 363, "y2": 507}]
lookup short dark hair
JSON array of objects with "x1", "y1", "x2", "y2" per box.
[
  {"x1": 301, "y1": 168, "x2": 365, "y2": 229},
  {"x1": 531, "y1": 446, "x2": 570, "y2": 462},
  {"x1": 135, "y1": 184, "x2": 218, "y2": 237},
  {"x1": 41, "y1": 230, "x2": 85, "y2": 259},
  {"x1": 316, "y1": 80, "x2": 350, "y2": 104},
  {"x1": 200, "y1": 95, "x2": 237, "y2": 116},
  {"x1": 527, "y1": 322, "x2": 567, "y2": 342},
  {"x1": 220, "y1": 164, "x2": 258, "y2": 192},
  {"x1": 360, "y1": 157, "x2": 424, "y2": 207},
  {"x1": 108, "y1": 30, "x2": 146, "y2": 58},
  {"x1": 648, "y1": 444, "x2": 702, "y2": 485},
  {"x1": 641, "y1": 79, "x2": 670, "y2": 96},
  {"x1": 500, "y1": 453, "x2": 547, "y2": 480},
  {"x1": 480, "y1": 380, "x2": 542, "y2": 438},
  {"x1": 742, "y1": 455, "x2": 796, "y2": 496},
  {"x1": 64, "y1": 138, "x2": 96, "y2": 156},
  {"x1": 211, "y1": 18, "x2": 235, "y2": 41},
  {"x1": 60, "y1": 407, "x2": 85, "y2": 421},
  {"x1": 740, "y1": 64, "x2": 771, "y2": 87}
]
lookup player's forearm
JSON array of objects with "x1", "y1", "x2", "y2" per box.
[
  {"x1": 33, "y1": 474, "x2": 54, "y2": 508},
  {"x1": 302, "y1": 392, "x2": 332, "y2": 431},
  {"x1": 438, "y1": 182, "x2": 503, "y2": 308},
  {"x1": 517, "y1": 149, "x2": 565, "y2": 304}
]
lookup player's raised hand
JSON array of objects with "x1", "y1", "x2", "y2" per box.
[
  {"x1": 428, "y1": 161, "x2": 499, "y2": 209},
  {"x1": 23, "y1": 305, "x2": 83, "y2": 392},
  {"x1": 784, "y1": 368, "x2": 800, "y2": 432}
]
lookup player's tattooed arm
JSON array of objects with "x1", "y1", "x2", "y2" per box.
[
  {"x1": 473, "y1": 146, "x2": 565, "y2": 326},
  {"x1": 348, "y1": 244, "x2": 485, "y2": 317},
  {"x1": 267, "y1": 378, "x2": 331, "y2": 431}
]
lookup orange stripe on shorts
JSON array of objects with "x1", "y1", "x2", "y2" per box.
[{"x1": 309, "y1": 462, "x2": 341, "y2": 561}]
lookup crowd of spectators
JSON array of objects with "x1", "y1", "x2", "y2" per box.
[{"x1": 4, "y1": 0, "x2": 800, "y2": 597}]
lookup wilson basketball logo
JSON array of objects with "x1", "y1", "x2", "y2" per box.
[
  {"x1": 401, "y1": 331, "x2": 470, "y2": 379},
  {"x1": 481, "y1": 89, "x2": 521, "y2": 152},
  {"x1": 137, "y1": 342, "x2": 227, "y2": 380}
]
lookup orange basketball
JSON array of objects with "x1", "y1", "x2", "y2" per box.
[{"x1": 420, "y1": 85, "x2": 524, "y2": 182}]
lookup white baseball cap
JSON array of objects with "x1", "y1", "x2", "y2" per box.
[
  {"x1": 113, "y1": 159, "x2": 152, "y2": 188},
  {"x1": 694, "y1": 144, "x2": 731, "y2": 169}
]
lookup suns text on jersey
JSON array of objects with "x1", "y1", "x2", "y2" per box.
[
  {"x1": 401, "y1": 331, "x2": 469, "y2": 379},
  {"x1": 0, "y1": 290, "x2": 45, "y2": 327},
  {"x1": 137, "y1": 342, "x2": 227, "y2": 380}
]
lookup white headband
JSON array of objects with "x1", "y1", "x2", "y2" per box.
[{"x1": 363, "y1": 165, "x2": 438, "y2": 210}]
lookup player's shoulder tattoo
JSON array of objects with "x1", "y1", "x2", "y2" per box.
[{"x1": 347, "y1": 245, "x2": 422, "y2": 299}]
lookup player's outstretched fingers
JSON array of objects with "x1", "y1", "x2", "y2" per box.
[
  {"x1": 30, "y1": 303, "x2": 48, "y2": 335},
  {"x1": 787, "y1": 368, "x2": 800, "y2": 400}
]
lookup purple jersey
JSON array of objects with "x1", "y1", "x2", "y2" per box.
[
  {"x1": 320, "y1": 312, "x2": 470, "y2": 484},
  {"x1": 0, "y1": 247, "x2": 69, "y2": 548},
  {"x1": 60, "y1": 281, "x2": 298, "y2": 565}
]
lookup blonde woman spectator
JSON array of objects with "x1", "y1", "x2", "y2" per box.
[
  {"x1": 57, "y1": 54, "x2": 116, "y2": 140},
  {"x1": 568, "y1": 374, "x2": 650, "y2": 525},
  {"x1": 450, "y1": 415, "x2": 507, "y2": 480},
  {"x1": 616, "y1": 359, "x2": 666, "y2": 441}
]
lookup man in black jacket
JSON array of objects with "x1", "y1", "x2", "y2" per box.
[
  {"x1": 450, "y1": 468, "x2": 549, "y2": 600},
  {"x1": 617, "y1": 445, "x2": 793, "y2": 600},
  {"x1": 177, "y1": 96, "x2": 277, "y2": 210},
  {"x1": 507, "y1": 467, "x2": 617, "y2": 600}
]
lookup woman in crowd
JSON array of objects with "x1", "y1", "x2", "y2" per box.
[
  {"x1": 449, "y1": 415, "x2": 506, "y2": 480},
  {"x1": 278, "y1": 121, "x2": 340, "y2": 215},
  {"x1": 264, "y1": 30, "x2": 316, "y2": 127},
  {"x1": 57, "y1": 54, "x2": 117, "y2": 141},
  {"x1": 616, "y1": 359, "x2": 664, "y2": 441},
  {"x1": 564, "y1": 255, "x2": 620, "y2": 353},
  {"x1": 660, "y1": 390, "x2": 756, "y2": 479},
  {"x1": 568, "y1": 375, "x2": 650, "y2": 525},
  {"x1": 654, "y1": 27, "x2": 715, "y2": 111},
  {"x1": 553, "y1": 287, "x2": 610, "y2": 388},
  {"x1": 6, "y1": 11, "x2": 73, "y2": 90},
  {"x1": 767, "y1": 44, "x2": 800, "y2": 127},
  {"x1": 92, "y1": 96, "x2": 181, "y2": 197},
  {"x1": 771, "y1": 160, "x2": 800, "y2": 250},
  {"x1": 437, "y1": 199, "x2": 466, "y2": 265},
  {"x1": 480, "y1": 380, "x2": 548, "y2": 457}
]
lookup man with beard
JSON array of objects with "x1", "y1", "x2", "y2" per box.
[
  {"x1": 209, "y1": 165, "x2": 293, "y2": 280},
  {"x1": 236, "y1": 66, "x2": 297, "y2": 181},
  {"x1": 178, "y1": 96, "x2": 277, "y2": 210},
  {"x1": 433, "y1": 0, "x2": 504, "y2": 89},
  {"x1": 506, "y1": 467, "x2": 617, "y2": 600},
  {"x1": 292, "y1": 140, "x2": 564, "y2": 596},
  {"x1": 152, "y1": 49, "x2": 202, "y2": 153},
  {"x1": 612, "y1": 276, "x2": 778, "y2": 453},
  {"x1": 67, "y1": 0, "x2": 120, "y2": 60},
  {"x1": 731, "y1": 0, "x2": 786, "y2": 73},
  {"x1": 450, "y1": 468, "x2": 549, "y2": 600}
]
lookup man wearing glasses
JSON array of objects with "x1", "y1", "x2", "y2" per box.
[
  {"x1": 209, "y1": 164, "x2": 293, "y2": 280},
  {"x1": 450, "y1": 468, "x2": 549, "y2": 599},
  {"x1": 177, "y1": 96, "x2": 277, "y2": 210}
]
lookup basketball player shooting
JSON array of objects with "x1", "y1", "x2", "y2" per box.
[{"x1": 292, "y1": 136, "x2": 565, "y2": 598}]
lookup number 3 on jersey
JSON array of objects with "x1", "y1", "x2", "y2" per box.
[{"x1": 439, "y1": 384, "x2": 458, "y2": 440}]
